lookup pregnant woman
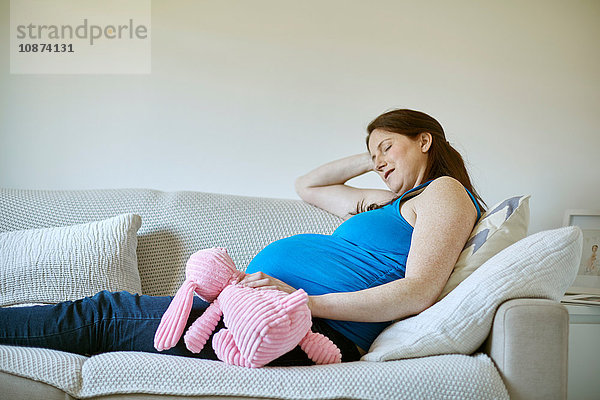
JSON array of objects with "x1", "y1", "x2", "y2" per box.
[{"x1": 0, "y1": 108, "x2": 485, "y2": 365}]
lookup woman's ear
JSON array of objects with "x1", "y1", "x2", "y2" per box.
[{"x1": 419, "y1": 132, "x2": 433, "y2": 153}]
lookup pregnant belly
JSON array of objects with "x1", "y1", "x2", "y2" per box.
[{"x1": 245, "y1": 233, "x2": 403, "y2": 295}]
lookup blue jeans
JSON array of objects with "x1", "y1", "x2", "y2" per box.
[{"x1": 0, "y1": 291, "x2": 360, "y2": 366}]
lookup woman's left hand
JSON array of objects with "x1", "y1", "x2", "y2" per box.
[{"x1": 236, "y1": 271, "x2": 296, "y2": 294}]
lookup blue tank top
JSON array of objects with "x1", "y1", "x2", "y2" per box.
[{"x1": 245, "y1": 179, "x2": 481, "y2": 351}]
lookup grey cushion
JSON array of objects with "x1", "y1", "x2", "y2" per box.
[{"x1": 0, "y1": 188, "x2": 342, "y2": 296}]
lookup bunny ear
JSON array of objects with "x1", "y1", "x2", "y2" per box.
[{"x1": 154, "y1": 279, "x2": 198, "y2": 351}]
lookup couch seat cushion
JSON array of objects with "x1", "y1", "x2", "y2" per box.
[
  {"x1": 73, "y1": 351, "x2": 508, "y2": 400},
  {"x1": 0, "y1": 344, "x2": 87, "y2": 397}
]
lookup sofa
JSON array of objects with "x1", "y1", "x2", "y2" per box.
[{"x1": 0, "y1": 188, "x2": 582, "y2": 400}]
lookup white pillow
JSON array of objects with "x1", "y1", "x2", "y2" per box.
[
  {"x1": 363, "y1": 226, "x2": 583, "y2": 361},
  {"x1": 437, "y1": 195, "x2": 530, "y2": 301},
  {"x1": 0, "y1": 214, "x2": 142, "y2": 307}
]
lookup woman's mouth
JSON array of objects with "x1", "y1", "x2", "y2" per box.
[{"x1": 384, "y1": 169, "x2": 395, "y2": 180}]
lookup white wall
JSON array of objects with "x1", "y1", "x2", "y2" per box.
[{"x1": 1, "y1": 0, "x2": 598, "y2": 234}]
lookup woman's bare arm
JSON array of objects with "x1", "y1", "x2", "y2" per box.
[
  {"x1": 307, "y1": 177, "x2": 478, "y2": 322},
  {"x1": 243, "y1": 176, "x2": 478, "y2": 322},
  {"x1": 295, "y1": 153, "x2": 396, "y2": 220}
]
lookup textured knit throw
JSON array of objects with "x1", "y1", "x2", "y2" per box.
[{"x1": 153, "y1": 247, "x2": 342, "y2": 368}]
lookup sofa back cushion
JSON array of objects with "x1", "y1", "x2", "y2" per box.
[
  {"x1": 0, "y1": 189, "x2": 342, "y2": 296},
  {"x1": 438, "y1": 195, "x2": 530, "y2": 300}
]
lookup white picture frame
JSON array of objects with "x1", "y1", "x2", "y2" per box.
[{"x1": 563, "y1": 209, "x2": 600, "y2": 295}]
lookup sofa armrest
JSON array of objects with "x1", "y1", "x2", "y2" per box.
[{"x1": 482, "y1": 298, "x2": 569, "y2": 400}]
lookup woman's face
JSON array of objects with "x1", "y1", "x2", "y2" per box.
[
  {"x1": 367, "y1": 129, "x2": 431, "y2": 195},
  {"x1": 593, "y1": 245, "x2": 598, "y2": 252}
]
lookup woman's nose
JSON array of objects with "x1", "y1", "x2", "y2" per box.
[{"x1": 375, "y1": 156, "x2": 386, "y2": 171}]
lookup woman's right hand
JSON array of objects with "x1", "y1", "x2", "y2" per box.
[{"x1": 235, "y1": 271, "x2": 297, "y2": 294}]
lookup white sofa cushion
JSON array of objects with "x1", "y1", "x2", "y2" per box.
[
  {"x1": 75, "y1": 351, "x2": 505, "y2": 399},
  {"x1": 0, "y1": 214, "x2": 142, "y2": 306},
  {"x1": 364, "y1": 226, "x2": 583, "y2": 361},
  {"x1": 0, "y1": 345, "x2": 87, "y2": 395},
  {"x1": 0, "y1": 346, "x2": 507, "y2": 399},
  {"x1": 438, "y1": 195, "x2": 530, "y2": 300}
]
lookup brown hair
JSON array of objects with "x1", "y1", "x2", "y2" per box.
[{"x1": 354, "y1": 108, "x2": 487, "y2": 214}]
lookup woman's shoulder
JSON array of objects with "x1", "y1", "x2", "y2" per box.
[
  {"x1": 424, "y1": 176, "x2": 464, "y2": 192},
  {"x1": 408, "y1": 176, "x2": 479, "y2": 228},
  {"x1": 417, "y1": 176, "x2": 474, "y2": 208}
]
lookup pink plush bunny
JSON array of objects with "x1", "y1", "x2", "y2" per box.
[{"x1": 153, "y1": 247, "x2": 342, "y2": 368}]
